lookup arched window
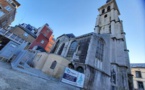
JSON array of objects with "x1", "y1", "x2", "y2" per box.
[
  {"x1": 102, "y1": 9, "x2": 105, "y2": 14},
  {"x1": 68, "y1": 63, "x2": 74, "y2": 69},
  {"x1": 76, "y1": 66, "x2": 84, "y2": 73},
  {"x1": 107, "y1": 6, "x2": 111, "y2": 11},
  {"x1": 51, "y1": 40, "x2": 60, "y2": 53},
  {"x1": 104, "y1": 14, "x2": 107, "y2": 18},
  {"x1": 50, "y1": 61, "x2": 57, "y2": 69},
  {"x1": 58, "y1": 43, "x2": 65, "y2": 55},
  {"x1": 76, "y1": 45, "x2": 81, "y2": 56},
  {"x1": 66, "y1": 41, "x2": 78, "y2": 58},
  {"x1": 96, "y1": 38, "x2": 105, "y2": 61},
  {"x1": 111, "y1": 69, "x2": 116, "y2": 84}
]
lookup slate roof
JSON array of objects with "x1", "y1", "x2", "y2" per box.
[
  {"x1": 65, "y1": 34, "x2": 75, "y2": 38},
  {"x1": 106, "y1": 0, "x2": 111, "y2": 3},
  {"x1": 131, "y1": 63, "x2": 145, "y2": 68},
  {"x1": 57, "y1": 33, "x2": 75, "y2": 39}
]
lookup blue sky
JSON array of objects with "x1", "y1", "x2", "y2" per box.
[{"x1": 12, "y1": 0, "x2": 145, "y2": 63}]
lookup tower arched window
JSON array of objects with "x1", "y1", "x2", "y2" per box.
[
  {"x1": 111, "y1": 69, "x2": 116, "y2": 84},
  {"x1": 51, "y1": 40, "x2": 60, "y2": 53},
  {"x1": 102, "y1": 9, "x2": 105, "y2": 14},
  {"x1": 104, "y1": 14, "x2": 107, "y2": 18},
  {"x1": 96, "y1": 38, "x2": 105, "y2": 61},
  {"x1": 50, "y1": 61, "x2": 57, "y2": 69},
  {"x1": 58, "y1": 43, "x2": 65, "y2": 55},
  {"x1": 66, "y1": 41, "x2": 78, "y2": 59},
  {"x1": 107, "y1": 6, "x2": 111, "y2": 11}
]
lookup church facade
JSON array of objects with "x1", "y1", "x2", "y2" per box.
[{"x1": 50, "y1": 0, "x2": 133, "y2": 90}]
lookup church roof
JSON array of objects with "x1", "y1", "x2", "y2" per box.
[
  {"x1": 131, "y1": 63, "x2": 145, "y2": 68},
  {"x1": 106, "y1": 0, "x2": 111, "y2": 3},
  {"x1": 57, "y1": 33, "x2": 75, "y2": 39},
  {"x1": 65, "y1": 33, "x2": 75, "y2": 38}
]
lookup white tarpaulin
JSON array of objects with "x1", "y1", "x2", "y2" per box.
[{"x1": 61, "y1": 67, "x2": 85, "y2": 88}]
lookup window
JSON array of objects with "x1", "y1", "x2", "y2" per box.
[
  {"x1": 104, "y1": 14, "x2": 107, "y2": 18},
  {"x1": 107, "y1": 6, "x2": 111, "y2": 11},
  {"x1": 66, "y1": 41, "x2": 78, "y2": 58},
  {"x1": 5, "y1": 5, "x2": 12, "y2": 11},
  {"x1": 58, "y1": 43, "x2": 65, "y2": 55},
  {"x1": 41, "y1": 40, "x2": 44, "y2": 44},
  {"x1": 51, "y1": 40, "x2": 60, "y2": 53},
  {"x1": 136, "y1": 71, "x2": 142, "y2": 78},
  {"x1": 68, "y1": 63, "x2": 74, "y2": 69},
  {"x1": 0, "y1": 10, "x2": 5, "y2": 17},
  {"x1": 102, "y1": 9, "x2": 105, "y2": 14},
  {"x1": 137, "y1": 81, "x2": 144, "y2": 90},
  {"x1": 11, "y1": 3, "x2": 16, "y2": 8},
  {"x1": 111, "y1": 69, "x2": 116, "y2": 84},
  {"x1": 50, "y1": 61, "x2": 57, "y2": 69},
  {"x1": 76, "y1": 66, "x2": 84, "y2": 73},
  {"x1": 23, "y1": 32, "x2": 28, "y2": 37},
  {"x1": 96, "y1": 38, "x2": 105, "y2": 61}
]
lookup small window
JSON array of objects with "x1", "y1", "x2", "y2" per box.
[
  {"x1": 5, "y1": 5, "x2": 12, "y2": 11},
  {"x1": 111, "y1": 69, "x2": 116, "y2": 84},
  {"x1": 50, "y1": 61, "x2": 57, "y2": 69},
  {"x1": 41, "y1": 40, "x2": 44, "y2": 44},
  {"x1": 137, "y1": 81, "x2": 144, "y2": 90},
  {"x1": 104, "y1": 14, "x2": 107, "y2": 18},
  {"x1": 136, "y1": 71, "x2": 142, "y2": 78},
  {"x1": 11, "y1": 3, "x2": 16, "y2": 8},
  {"x1": 0, "y1": 10, "x2": 5, "y2": 17},
  {"x1": 23, "y1": 32, "x2": 28, "y2": 37},
  {"x1": 102, "y1": 9, "x2": 105, "y2": 14},
  {"x1": 107, "y1": 6, "x2": 111, "y2": 11}
]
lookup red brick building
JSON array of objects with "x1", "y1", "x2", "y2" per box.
[{"x1": 29, "y1": 24, "x2": 54, "y2": 52}]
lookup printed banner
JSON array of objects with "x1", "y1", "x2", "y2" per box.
[{"x1": 61, "y1": 67, "x2": 85, "y2": 88}]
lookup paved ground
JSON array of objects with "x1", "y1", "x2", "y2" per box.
[{"x1": 0, "y1": 61, "x2": 80, "y2": 90}]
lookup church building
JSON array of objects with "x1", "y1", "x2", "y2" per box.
[{"x1": 50, "y1": 0, "x2": 133, "y2": 90}]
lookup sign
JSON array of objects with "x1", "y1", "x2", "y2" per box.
[{"x1": 61, "y1": 67, "x2": 85, "y2": 88}]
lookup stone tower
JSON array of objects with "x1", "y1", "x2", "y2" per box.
[{"x1": 94, "y1": 0, "x2": 133, "y2": 90}]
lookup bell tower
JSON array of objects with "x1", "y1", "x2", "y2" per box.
[
  {"x1": 94, "y1": 0, "x2": 124, "y2": 39},
  {"x1": 94, "y1": 0, "x2": 133, "y2": 90}
]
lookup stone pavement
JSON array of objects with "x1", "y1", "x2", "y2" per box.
[{"x1": 0, "y1": 61, "x2": 80, "y2": 90}]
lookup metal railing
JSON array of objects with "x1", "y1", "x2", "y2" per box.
[{"x1": 0, "y1": 28, "x2": 25, "y2": 44}]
